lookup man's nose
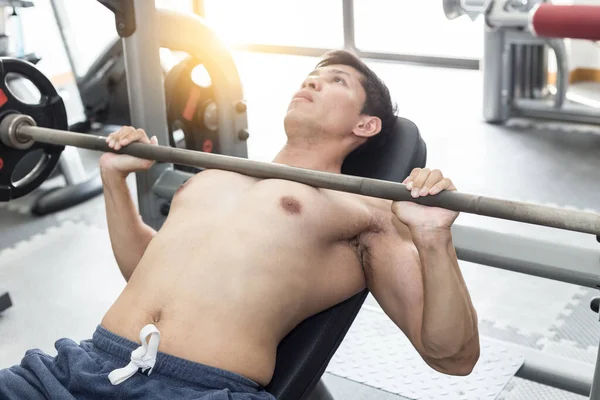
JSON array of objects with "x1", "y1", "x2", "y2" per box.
[{"x1": 303, "y1": 76, "x2": 321, "y2": 91}]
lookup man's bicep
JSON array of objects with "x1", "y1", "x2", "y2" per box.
[{"x1": 366, "y1": 232, "x2": 425, "y2": 352}]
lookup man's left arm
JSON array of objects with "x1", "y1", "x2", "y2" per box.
[
  {"x1": 367, "y1": 168, "x2": 480, "y2": 375},
  {"x1": 409, "y1": 225, "x2": 480, "y2": 364}
]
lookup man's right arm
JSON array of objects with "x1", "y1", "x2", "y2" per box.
[
  {"x1": 101, "y1": 169, "x2": 156, "y2": 281},
  {"x1": 99, "y1": 126, "x2": 159, "y2": 281}
]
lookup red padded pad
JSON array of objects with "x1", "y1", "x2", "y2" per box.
[
  {"x1": 532, "y1": 4, "x2": 600, "y2": 41},
  {"x1": 0, "y1": 89, "x2": 7, "y2": 107}
]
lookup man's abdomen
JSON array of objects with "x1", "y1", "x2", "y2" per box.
[
  {"x1": 101, "y1": 276, "x2": 283, "y2": 386},
  {"x1": 101, "y1": 173, "x2": 369, "y2": 386}
]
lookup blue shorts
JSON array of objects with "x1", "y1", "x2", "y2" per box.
[{"x1": 0, "y1": 325, "x2": 275, "y2": 400}]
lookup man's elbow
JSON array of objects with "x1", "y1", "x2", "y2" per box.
[{"x1": 426, "y1": 341, "x2": 481, "y2": 376}]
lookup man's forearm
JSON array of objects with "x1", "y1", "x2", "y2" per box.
[
  {"x1": 412, "y1": 228, "x2": 478, "y2": 359},
  {"x1": 101, "y1": 169, "x2": 156, "y2": 281}
]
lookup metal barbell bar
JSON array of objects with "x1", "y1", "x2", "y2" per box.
[{"x1": 2, "y1": 113, "x2": 600, "y2": 236}]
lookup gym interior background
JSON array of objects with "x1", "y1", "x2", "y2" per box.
[{"x1": 1, "y1": 0, "x2": 600, "y2": 399}]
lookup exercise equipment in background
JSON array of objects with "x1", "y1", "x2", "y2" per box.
[
  {"x1": 69, "y1": 38, "x2": 130, "y2": 131},
  {"x1": 0, "y1": 58, "x2": 67, "y2": 201},
  {"x1": 444, "y1": 0, "x2": 600, "y2": 125},
  {"x1": 50, "y1": 0, "x2": 249, "y2": 174},
  {"x1": 164, "y1": 55, "x2": 249, "y2": 174},
  {"x1": 0, "y1": 0, "x2": 105, "y2": 216},
  {"x1": 0, "y1": 0, "x2": 37, "y2": 62}
]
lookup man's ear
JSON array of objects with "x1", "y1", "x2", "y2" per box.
[{"x1": 353, "y1": 115, "x2": 382, "y2": 139}]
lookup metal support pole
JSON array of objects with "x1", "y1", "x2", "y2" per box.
[
  {"x1": 122, "y1": 0, "x2": 171, "y2": 230},
  {"x1": 342, "y1": 0, "x2": 355, "y2": 50},
  {"x1": 49, "y1": 0, "x2": 79, "y2": 77},
  {"x1": 589, "y1": 307, "x2": 600, "y2": 400},
  {"x1": 193, "y1": 0, "x2": 204, "y2": 17},
  {"x1": 482, "y1": 26, "x2": 509, "y2": 123}
]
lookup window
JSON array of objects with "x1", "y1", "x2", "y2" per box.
[
  {"x1": 203, "y1": 0, "x2": 344, "y2": 48},
  {"x1": 353, "y1": 0, "x2": 484, "y2": 59},
  {"x1": 155, "y1": 0, "x2": 193, "y2": 13},
  {"x1": 52, "y1": 0, "x2": 117, "y2": 77}
]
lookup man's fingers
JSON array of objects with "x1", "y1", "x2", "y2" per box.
[
  {"x1": 118, "y1": 129, "x2": 148, "y2": 148},
  {"x1": 133, "y1": 129, "x2": 151, "y2": 143},
  {"x1": 420, "y1": 169, "x2": 443, "y2": 196},
  {"x1": 405, "y1": 168, "x2": 422, "y2": 190},
  {"x1": 112, "y1": 128, "x2": 150, "y2": 150},
  {"x1": 410, "y1": 168, "x2": 431, "y2": 198},
  {"x1": 404, "y1": 167, "x2": 457, "y2": 197},
  {"x1": 106, "y1": 126, "x2": 135, "y2": 149},
  {"x1": 429, "y1": 178, "x2": 456, "y2": 195}
]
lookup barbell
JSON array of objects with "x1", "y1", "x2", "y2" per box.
[
  {"x1": 0, "y1": 56, "x2": 598, "y2": 237},
  {"x1": 1, "y1": 112, "x2": 600, "y2": 236}
]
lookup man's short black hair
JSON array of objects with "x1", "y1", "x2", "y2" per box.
[{"x1": 315, "y1": 49, "x2": 398, "y2": 156}]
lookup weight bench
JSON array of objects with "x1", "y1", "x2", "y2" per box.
[{"x1": 153, "y1": 116, "x2": 427, "y2": 399}]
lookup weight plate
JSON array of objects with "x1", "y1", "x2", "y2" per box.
[
  {"x1": 164, "y1": 56, "x2": 218, "y2": 155},
  {"x1": 0, "y1": 57, "x2": 68, "y2": 201}
]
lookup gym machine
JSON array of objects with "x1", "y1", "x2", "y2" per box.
[
  {"x1": 445, "y1": 2, "x2": 600, "y2": 396},
  {"x1": 444, "y1": 0, "x2": 600, "y2": 125},
  {"x1": 50, "y1": 0, "x2": 242, "y2": 177},
  {"x1": 0, "y1": 0, "x2": 104, "y2": 216}
]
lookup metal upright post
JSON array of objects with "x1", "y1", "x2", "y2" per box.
[
  {"x1": 49, "y1": 0, "x2": 79, "y2": 77},
  {"x1": 482, "y1": 26, "x2": 510, "y2": 123},
  {"x1": 342, "y1": 0, "x2": 356, "y2": 50},
  {"x1": 122, "y1": 0, "x2": 171, "y2": 230},
  {"x1": 589, "y1": 297, "x2": 600, "y2": 400},
  {"x1": 193, "y1": 0, "x2": 204, "y2": 17}
]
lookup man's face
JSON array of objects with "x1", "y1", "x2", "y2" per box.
[{"x1": 284, "y1": 64, "x2": 367, "y2": 140}]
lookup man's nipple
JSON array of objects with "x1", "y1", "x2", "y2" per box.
[{"x1": 280, "y1": 196, "x2": 302, "y2": 215}]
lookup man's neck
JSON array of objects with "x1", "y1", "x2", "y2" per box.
[{"x1": 272, "y1": 142, "x2": 344, "y2": 174}]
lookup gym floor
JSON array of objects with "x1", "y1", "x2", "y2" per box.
[{"x1": 1, "y1": 51, "x2": 600, "y2": 399}]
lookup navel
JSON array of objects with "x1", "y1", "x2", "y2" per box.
[
  {"x1": 280, "y1": 196, "x2": 302, "y2": 215},
  {"x1": 150, "y1": 309, "x2": 162, "y2": 324}
]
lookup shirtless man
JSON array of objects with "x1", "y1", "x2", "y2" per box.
[{"x1": 0, "y1": 50, "x2": 479, "y2": 399}]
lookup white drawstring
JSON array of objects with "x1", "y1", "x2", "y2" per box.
[{"x1": 108, "y1": 324, "x2": 161, "y2": 385}]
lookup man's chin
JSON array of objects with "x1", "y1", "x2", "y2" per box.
[
  {"x1": 284, "y1": 110, "x2": 315, "y2": 129},
  {"x1": 288, "y1": 98, "x2": 313, "y2": 109},
  {"x1": 285, "y1": 106, "x2": 309, "y2": 117}
]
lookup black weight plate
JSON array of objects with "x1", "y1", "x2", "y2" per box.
[
  {"x1": 164, "y1": 56, "x2": 218, "y2": 157},
  {"x1": 0, "y1": 57, "x2": 68, "y2": 201}
]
